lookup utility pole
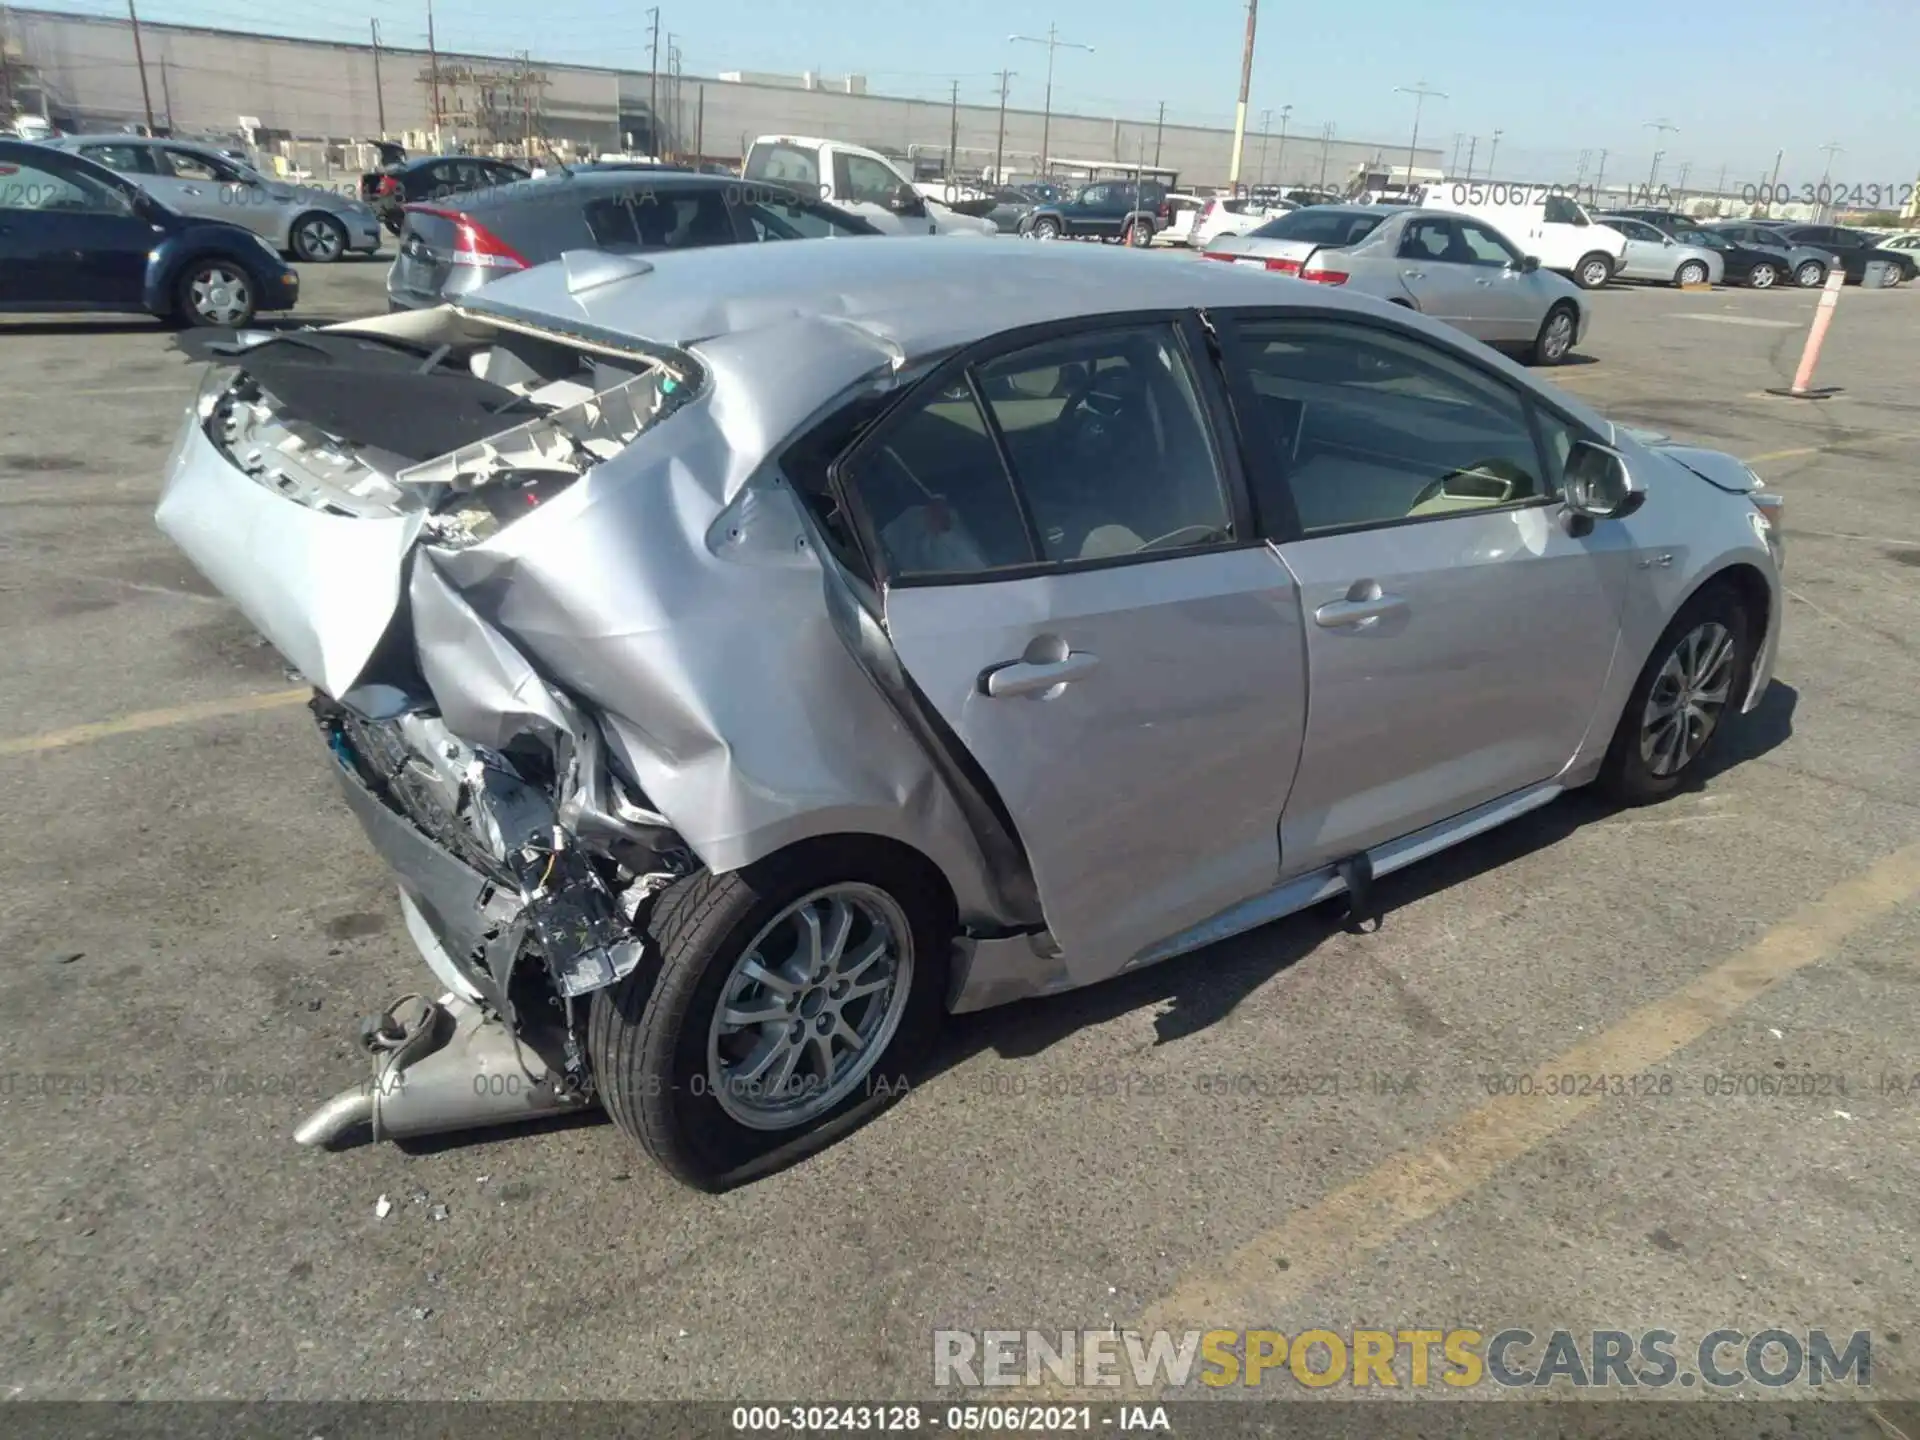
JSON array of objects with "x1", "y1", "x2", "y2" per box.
[
  {"x1": 520, "y1": 51, "x2": 534, "y2": 154},
  {"x1": 1227, "y1": 0, "x2": 1258, "y2": 191},
  {"x1": 1272, "y1": 103, "x2": 1291, "y2": 185},
  {"x1": 1643, "y1": 118, "x2": 1678, "y2": 194},
  {"x1": 1256, "y1": 107, "x2": 1271, "y2": 184},
  {"x1": 1817, "y1": 140, "x2": 1843, "y2": 220},
  {"x1": 1575, "y1": 147, "x2": 1590, "y2": 183},
  {"x1": 1009, "y1": 24, "x2": 1093, "y2": 179},
  {"x1": 159, "y1": 55, "x2": 172, "y2": 131},
  {"x1": 992, "y1": 68, "x2": 1014, "y2": 181},
  {"x1": 1593, "y1": 147, "x2": 1608, "y2": 204},
  {"x1": 646, "y1": 6, "x2": 660, "y2": 157},
  {"x1": 694, "y1": 83, "x2": 704, "y2": 163},
  {"x1": 127, "y1": 0, "x2": 155, "y2": 134},
  {"x1": 1, "y1": 1, "x2": 14, "y2": 121},
  {"x1": 370, "y1": 19, "x2": 386, "y2": 135},
  {"x1": 1449, "y1": 132, "x2": 1462, "y2": 175},
  {"x1": 1463, "y1": 134, "x2": 1477, "y2": 181},
  {"x1": 1153, "y1": 99, "x2": 1165, "y2": 167},
  {"x1": 1485, "y1": 126, "x2": 1502, "y2": 180},
  {"x1": 947, "y1": 79, "x2": 959, "y2": 180},
  {"x1": 666, "y1": 37, "x2": 681, "y2": 163},
  {"x1": 426, "y1": 0, "x2": 441, "y2": 148},
  {"x1": 1762, "y1": 148, "x2": 1783, "y2": 216},
  {"x1": 1316, "y1": 120, "x2": 1333, "y2": 188},
  {"x1": 1392, "y1": 79, "x2": 1446, "y2": 194},
  {"x1": 1713, "y1": 161, "x2": 1727, "y2": 199},
  {"x1": 1675, "y1": 159, "x2": 1691, "y2": 196}
]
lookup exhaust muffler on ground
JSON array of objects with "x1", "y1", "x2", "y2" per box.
[{"x1": 293, "y1": 994, "x2": 593, "y2": 1148}]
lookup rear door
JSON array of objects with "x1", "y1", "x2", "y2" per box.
[
  {"x1": 835, "y1": 316, "x2": 1309, "y2": 981},
  {"x1": 1217, "y1": 311, "x2": 1633, "y2": 873},
  {"x1": 1393, "y1": 214, "x2": 1482, "y2": 327}
]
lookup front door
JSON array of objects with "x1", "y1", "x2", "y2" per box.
[
  {"x1": 836, "y1": 317, "x2": 1308, "y2": 980},
  {"x1": 1450, "y1": 216, "x2": 1539, "y2": 342},
  {"x1": 1614, "y1": 219, "x2": 1669, "y2": 280},
  {"x1": 161, "y1": 146, "x2": 281, "y2": 242},
  {"x1": 1394, "y1": 214, "x2": 1486, "y2": 331},
  {"x1": 0, "y1": 155, "x2": 152, "y2": 309},
  {"x1": 1217, "y1": 312, "x2": 1633, "y2": 874}
]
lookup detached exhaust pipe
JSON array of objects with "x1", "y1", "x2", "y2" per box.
[{"x1": 294, "y1": 994, "x2": 593, "y2": 1148}]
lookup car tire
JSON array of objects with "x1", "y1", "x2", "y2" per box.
[
  {"x1": 1597, "y1": 584, "x2": 1754, "y2": 807},
  {"x1": 1575, "y1": 252, "x2": 1613, "y2": 289},
  {"x1": 1529, "y1": 301, "x2": 1578, "y2": 365},
  {"x1": 290, "y1": 211, "x2": 349, "y2": 263},
  {"x1": 1674, "y1": 259, "x2": 1710, "y2": 287},
  {"x1": 1031, "y1": 217, "x2": 1061, "y2": 242},
  {"x1": 1747, "y1": 261, "x2": 1777, "y2": 289},
  {"x1": 1127, "y1": 219, "x2": 1153, "y2": 248},
  {"x1": 1794, "y1": 259, "x2": 1827, "y2": 288},
  {"x1": 588, "y1": 840, "x2": 951, "y2": 1191},
  {"x1": 173, "y1": 259, "x2": 257, "y2": 329}
]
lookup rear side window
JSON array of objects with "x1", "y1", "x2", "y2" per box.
[
  {"x1": 1543, "y1": 195, "x2": 1586, "y2": 225},
  {"x1": 583, "y1": 189, "x2": 736, "y2": 250},
  {"x1": 1249, "y1": 209, "x2": 1385, "y2": 245},
  {"x1": 77, "y1": 143, "x2": 159, "y2": 175},
  {"x1": 840, "y1": 323, "x2": 1233, "y2": 580},
  {"x1": 744, "y1": 143, "x2": 821, "y2": 192},
  {"x1": 738, "y1": 193, "x2": 871, "y2": 239}
]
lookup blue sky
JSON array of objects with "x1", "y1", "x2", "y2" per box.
[{"x1": 36, "y1": 0, "x2": 1920, "y2": 187}]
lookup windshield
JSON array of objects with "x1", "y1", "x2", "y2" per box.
[{"x1": 1248, "y1": 208, "x2": 1387, "y2": 246}]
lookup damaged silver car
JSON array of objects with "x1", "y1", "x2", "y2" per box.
[{"x1": 157, "y1": 241, "x2": 1784, "y2": 1190}]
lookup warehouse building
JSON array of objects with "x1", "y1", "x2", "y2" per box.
[{"x1": 8, "y1": 7, "x2": 1438, "y2": 190}]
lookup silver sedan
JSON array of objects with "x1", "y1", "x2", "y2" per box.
[
  {"x1": 1601, "y1": 215, "x2": 1727, "y2": 287},
  {"x1": 1204, "y1": 205, "x2": 1591, "y2": 364},
  {"x1": 156, "y1": 241, "x2": 1781, "y2": 1190}
]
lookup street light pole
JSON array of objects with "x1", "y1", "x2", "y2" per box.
[
  {"x1": 1817, "y1": 140, "x2": 1843, "y2": 220},
  {"x1": 1227, "y1": 0, "x2": 1258, "y2": 191},
  {"x1": 1392, "y1": 80, "x2": 1446, "y2": 195},
  {"x1": 1256, "y1": 107, "x2": 1271, "y2": 184},
  {"x1": 1316, "y1": 120, "x2": 1333, "y2": 189},
  {"x1": 1009, "y1": 24, "x2": 1093, "y2": 179},
  {"x1": 993, "y1": 68, "x2": 1015, "y2": 181},
  {"x1": 1485, "y1": 126, "x2": 1502, "y2": 180},
  {"x1": 1272, "y1": 103, "x2": 1291, "y2": 186},
  {"x1": 1463, "y1": 134, "x2": 1477, "y2": 181},
  {"x1": 1643, "y1": 118, "x2": 1678, "y2": 195}
]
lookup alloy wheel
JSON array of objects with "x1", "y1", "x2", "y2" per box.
[
  {"x1": 296, "y1": 215, "x2": 344, "y2": 261},
  {"x1": 706, "y1": 884, "x2": 914, "y2": 1131},
  {"x1": 1542, "y1": 309, "x2": 1574, "y2": 361},
  {"x1": 1581, "y1": 259, "x2": 1610, "y2": 288},
  {"x1": 1796, "y1": 261, "x2": 1825, "y2": 287},
  {"x1": 189, "y1": 267, "x2": 252, "y2": 326},
  {"x1": 1639, "y1": 621, "x2": 1735, "y2": 777},
  {"x1": 1678, "y1": 261, "x2": 1709, "y2": 286},
  {"x1": 1749, "y1": 264, "x2": 1776, "y2": 289}
]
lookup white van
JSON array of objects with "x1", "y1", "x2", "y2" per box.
[
  {"x1": 1417, "y1": 183, "x2": 1625, "y2": 290},
  {"x1": 742, "y1": 135, "x2": 997, "y2": 237}
]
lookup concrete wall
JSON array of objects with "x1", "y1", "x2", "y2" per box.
[{"x1": 15, "y1": 9, "x2": 1435, "y2": 190}]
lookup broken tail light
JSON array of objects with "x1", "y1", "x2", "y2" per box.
[
  {"x1": 376, "y1": 174, "x2": 399, "y2": 196},
  {"x1": 1300, "y1": 266, "x2": 1348, "y2": 285}
]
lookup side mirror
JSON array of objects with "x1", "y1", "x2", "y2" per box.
[
  {"x1": 1563, "y1": 441, "x2": 1645, "y2": 521},
  {"x1": 1519, "y1": 254, "x2": 1541, "y2": 273},
  {"x1": 887, "y1": 183, "x2": 921, "y2": 214},
  {"x1": 1662, "y1": 235, "x2": 1675, "y2": 247}
]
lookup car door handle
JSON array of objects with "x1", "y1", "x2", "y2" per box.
[
  {"x1": 1314, "y1": 593, "x2": 1407, "y2": 628},
  {"x1": 1402, "y1": 269, "x2": 1424, "y2": 278},
  {"x1": 1474, "y1": 277, "x2": 1493, "y2": 286},
  {"x1": 180, "y1": 186, "x2": 203, "y2": 195},
  {"x1": 982, "y1": 652, "x2": 1100, "y2": 698}
]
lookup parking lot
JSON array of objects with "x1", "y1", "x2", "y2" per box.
[{"x1": 4, "y1": 252, "x2": 1919, "y2": 1406}]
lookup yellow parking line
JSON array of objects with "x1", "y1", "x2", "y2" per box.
[
  {"x1": 1744, "y1": 445, "x2": 1824, "y2": 464},
  {"x1": 0, "y1": 688, "x2": 309, "y2": 757},
  {"x1": 1133, "y1": 840, "x2": 1920, "y2": 1338}
]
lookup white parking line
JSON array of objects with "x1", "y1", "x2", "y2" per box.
[{"x1": 1673, "y1": 314, "x2": 1800, "y2": 328}]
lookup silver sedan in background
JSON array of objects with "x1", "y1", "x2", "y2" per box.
[
  {"x1": 1204, "y1": 204, "x2": 1591, "y2": 364},
  {"x1": 1601, "y1": 215, "x2": 1726, "y2": 287}
]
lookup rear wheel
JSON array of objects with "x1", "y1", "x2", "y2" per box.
[
  {"x1": 1575, "y1": 252, "x2": 1613, "y2": 289},
  {"x1": 1598, "y1": 585, "x2": 1754, "y2": 806},
  {"x1": 588, "y1": 842, "x2": 950, "y2": 1191},
  {"x1": 1530, "y1": 302, "x2": 1578, "y2": 365},
  {"x1": 1747, "y1": 261, "x2": 1777, "y2": 289},
  {"x1": 1675, "y1": 259, "x2": 1710, "y2": 287},
  {"x1": 173, "y1": 260, "x2": 256, "y2": 328},
  {"x1": 1127, "y1": 218, "x2": 1153, "y2": 248},
  {"x1": 1794, "y1": 259, "x2": 1827, "y2": 287}
]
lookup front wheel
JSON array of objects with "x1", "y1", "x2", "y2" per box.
[
  {"x1": 588, "y1": 843, "x2": 950, "y2": 1191},
  {"x1": 1674, "y1": 260, "x2": 1711, "y2": 287},
  {"x1": 174, "y1": 260, "x2": 256, "y2": 328},
  {"x1": 1530, "y1": 302, "x2": 1578, "y2": 365},
  {"x1": 1030, "y1": 217, "x2": 1061, "y2": 242},
  {"x1": 1574, "y1": 253, "x2": 1613, "y2": 290},
  {"x1": 1794, "y1": 259, "x2": 1827, "y2": 288},
  {"x1": 1747, "y1": 261, "x2": 1778, "y2": 289},
  {"x1": 1598, "y1": 585, "x2": 1754, "y2": 806},
  {"x1": 290, "y1": 211, "x2": 349, "y2": 262}
]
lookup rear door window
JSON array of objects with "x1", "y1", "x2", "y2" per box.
[
  {"x1": 1542, "y1": 195, "x2": 1585, "y2": 225},
  {"x1": 583, "y1": 188, "x2": 737, "y2": 250},
  {"x1": 77, "y1": 143, "x2": 160, "y2": 175},
  {"x1": 1249, "y1": 208, "x2": 1385, "y2": 246}
]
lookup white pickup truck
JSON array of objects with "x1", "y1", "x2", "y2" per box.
[{"x1": 742, "y1": 135, "x2": 997, "y2": 237}]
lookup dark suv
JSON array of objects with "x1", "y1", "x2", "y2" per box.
[
  {"x1": 1747, "y1": 223, "x2": 1915, "y2": 286},
  {"x1": 1018, "y1": 180, "x2": 1170, "y2": 246},
  {"x1": 362, "y1": 154, "x2": 532, "y2": 233}
]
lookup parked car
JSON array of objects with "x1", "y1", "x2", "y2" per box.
[
  {"x1": 1670, "y1": 226, "x2": 1793, "y2": 289},
  {"x1": 156, "y1": 239, "x2": 1781, "y2": 1189},
  {"x1": 1017, "y1": 179, "x2": 1171, "y2": 246},
  {"x1": 1596, "y1": 215, "x2": 1726, "y2": 287},
  {"x1": 1191, "y1": 195, "x2": 1294, "y2": 249},
  {"x1": 1701, "y1": 220, "x2": 1838, "y2": 287},
  {"x1": 1742, "y1": 222, "x2": 1916, "y2": 286},
  {"x1": 977, "y1": 186, "x2": 1044, "y2": 234},
  {"x1": 0, "y1": 138, "x2": 298, "y2": 325},
  {"x1": 742, "y1": 135, "x2": 997, "y2": 236},
  {"x1": 1881, "y1": 232, "x2": 1920, "y2": 252},
  {"x1": 1205, "y1": 204, "x2": 1590, "y2": 363},
  {"x1": 1418, "y1": 187, "x2": 1626, "y2": 290},
  {"x1": 362, "y1": 154, "x2": 532, "y2": 233},
  {"x1": 386, "y1": 171, "x2": 879, "y2": 310},
  {"x1": 47, "y1": 133, "x2": 382, "y2": 262}
]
